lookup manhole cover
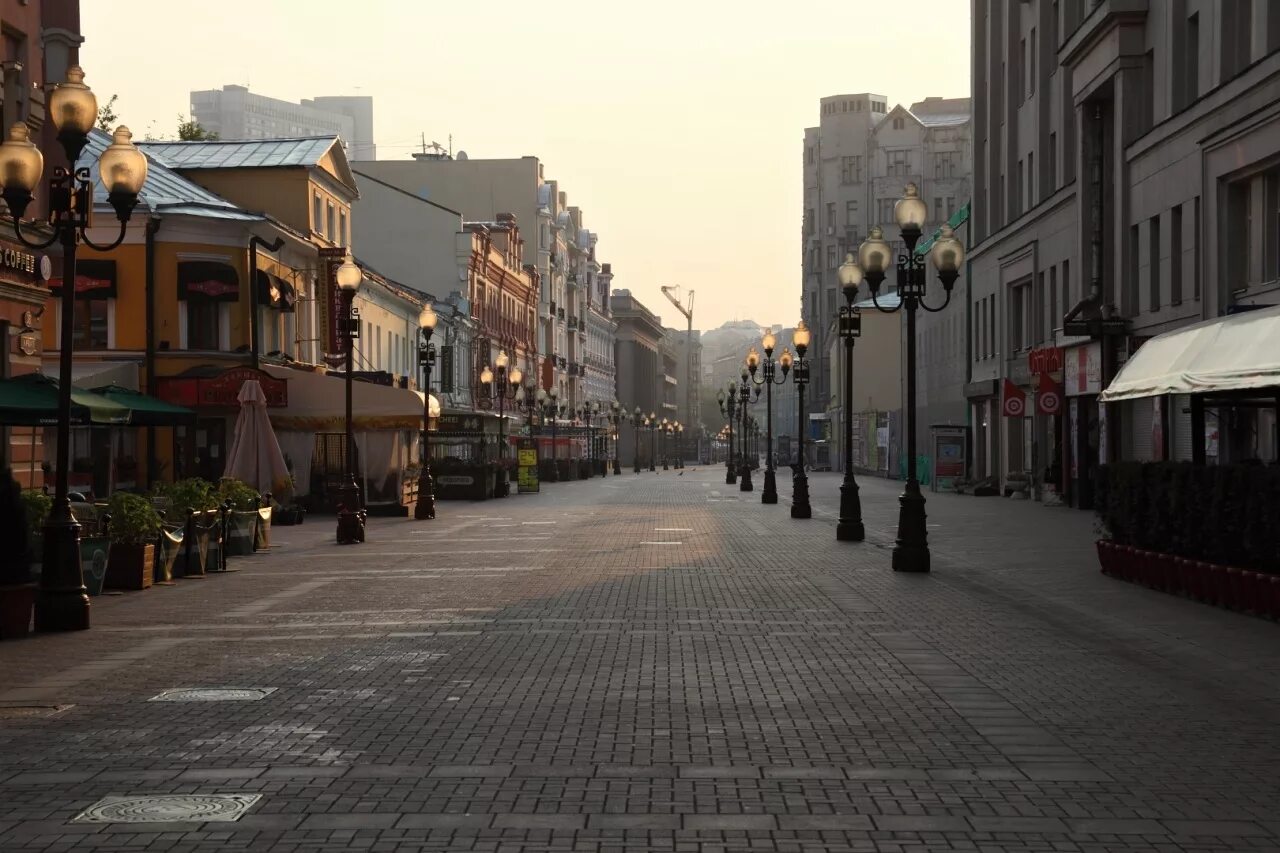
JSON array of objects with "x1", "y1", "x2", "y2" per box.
[
  {"x1": 74, "y1": 793, "x2": 261, "y2": 823},
  {"x1": 149, "y1": 688, "x2": 276, "y2": 702}
]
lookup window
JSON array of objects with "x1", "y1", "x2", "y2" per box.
[
  {"x1": 887, "y1": 149, "x2": 911, "y2": 177},
  {"x1": 1149, "y1": 216, "x2": 1161, "y2": 311},
  {"x1": 1226, "y1": 180, "x2": 1251, "y2": 292},
  {"x1": 71, "y1": 299, "x2": 109, "y2": 349},
  {"x1": 1029, "y1": 28, "x2": 1036, "y2": 95},
  {"x1": 1128, "y1": 224, "x2": 1141, "y2": 315},
  {"x1": 826, "y1": 202, "x2": 836, "y2": 229},
  {"x1": 1062, "y1": 260, "x2": 1071, "y2": 318},
  {"x1": 313, "y1": 193, "x2": 324, "y2": 237},
  {"x1": 805, "y1": 146, "x2": 815, "y2": 165},
  {"x1": 845, "y1": 199, "x2": 858, "y2": 225},
  {"x1": 1035, "y1": 272, "x2": 1046, "y2": 344},
  {"x1": 338, "y1": 210, "x2": 348, "y2": 248},
  {"x1": 1193, "y1": 197, "x2": 1201, "y2": 300},
  {"x1": 826, "y1": 246, "x2": 837, "y2": 269},
  {"x1": 1010, "y1": 281, "x2": 1030, "y2": 352},
  {"x1": 1177, "y1": 13, "x2": 1200, "y2": 110},
  {"x1": 1049, "y1": 266, "x2": 1058, "y2": 331},
  {"x1": 825, "y1": 289, "x2": 836, "y2": 317},
  {"x1": 804, "y1": 208, "x2": 815, "y2": 236},
  {"x1": 989, "y1": 298, "x2": 996, "y2": 358},
  {"x1": 187, "y1": 301, "x2": 220, "y2": 350},
  {"x1": 1221, "y1": 3, "x2": 1251, "y2": 81},
  {"x1": 1048, "y1": 132, "x2": 1057, "y2": 191},
  {"x1": 1027, "y1": 152, "x2": 1035, "y2": 206},
  {"x1": 946, "y1": 197, "x2": 957, "y2": 217},
  {"x1": 935, "y1": 150, "x2": 956, "y2": 179},
  {"x1": 326, "y1": 202, "x2": 336, "y2": 244},
  {"x1": 877, "y1": 198, "x2": 895, "y2": 225},
  {"x1": 1016, "y1": 160, "x2": 1024, "y2": 217},
  {"x1": 934, "y1": 197, "x2": 943, "y2": 223},
  {"x1": 892, "y1": 116, "x2": 905, "y2": 130},
  {"x1": 1265, "y1": 167, "x2": 1280, "y2": 283},
  {"x1": 1171, "y1": 204, "x2": 1184, "y2": 304},
  {"x1": 840, "y1": 155, "x2": 862, "y2": 183},
  {"x1": 1019, "y1": 39, "x2": 1027, "y2": 103}
]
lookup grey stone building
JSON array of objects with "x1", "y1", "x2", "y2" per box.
[
  {"x1": 190, "y1": 86, "x2": 376, "y2": 160},
  {"x1": 802, "y1": 93, "x2": 972, "y2": 477},
  {"x1": 968, "y1": 0, "x2": 1280, "y2": 509},
  {"x1": 612, "y1": 290, "x2": 668, "y2": 467}
]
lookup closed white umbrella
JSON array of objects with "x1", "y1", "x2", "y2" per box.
[{"x1": 224, "y1": 380, "x2": 291, "y2": 495}]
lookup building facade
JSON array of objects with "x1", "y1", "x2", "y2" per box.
[
  {"x1": 190, "y1": 85, "x2": 375, "y2": 160},
  {"x1": 801, "y1": 93, "x2": 972, "y2": 475},
  {"x1": 583, "y1": 262, "x2": 617, "y2": 406},
  {"x1": 457, "y1": 217, "x2": 539, "y2": 396},
  {"x1": 969, "y1": 0, "x2": 1280, "y2": 507},
  {"x1": 612, "y1": 289, "x2": 666, "y2": 466}
]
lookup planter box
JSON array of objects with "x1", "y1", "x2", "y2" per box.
[
  {"x1": 436, "y1": 469, "x2": 495, "y2": 501},
  {"x1": 0, "y1": 583, "x2": 35, "y2": 639},
  {"x1": 105, "y1": 543, "x2": 155, "y2": 591},
  {"x1": 253, "y1": 507, "x2": 272, "y2": 551},
  {"x1": 1098, "y1": 540, "x2": 1278, "y2": 619},
  {"x1": 80, "y1": 537, "x2": 110, "y2": 596}
]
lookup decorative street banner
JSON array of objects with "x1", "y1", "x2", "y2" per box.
[
  {"x1": 1001, "y1": 378, "x2": 1026, "y2": 418},
  {"x1": 1036, "y1": 372, "x2": 1063, "y2": 416},
  {"x1": 318, "y1": 246, "x2": 348, "y2": 367},
  {"x1": 517, "y1": 437, "x2": 539, "y2": 493}
]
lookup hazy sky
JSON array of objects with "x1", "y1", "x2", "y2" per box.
[{"x1": 82, "y1": 1, "x2": 969, "y2": 331}]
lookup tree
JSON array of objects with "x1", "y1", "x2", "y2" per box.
[
  {"x1": 96, "y1": 94, "x2": 119, "y2": 131},
  {"x1": 176, "y1": 115, "x2": 218, "y2": 141}
]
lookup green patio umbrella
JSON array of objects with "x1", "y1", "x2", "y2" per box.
[
  {"x1": 0, "y1": 373, "x2": 132, "y2": 427},
  {"x1": 89, "y1": 384, "x2": 196, "y2": 426}
]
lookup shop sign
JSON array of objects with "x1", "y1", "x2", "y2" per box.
[
  {"x1": 0, "y1": 239, "x2": 50, "y2": 283},
  {"x1": 438, "y1": 475, "x2": 474, "y2": 486},
  {"x1": 318, "y1": 247, "x2": 347, "y2": 365},
  {"x1": 1064, "y1": 342, "x2": 1102, "y2": 396},
  {"x1": 1001, "y1": 379, "x2": 1026, "y2": 417},
  {"x1": 436, "y1": 413, "x2": 485, "y2": 433},
  {"x1": 1069, "y1": 398, "x2": 1079, "y2": 479},
  {"x1": 517, "y1": 437, "x2": 539, "y2": 493},
  {"x1": 156, "y1": 368, "x2": 288, "y2": 410},
  {"x1": 1036, "y1": 372, "x2": 1063, "y2": 416},
  {"x1": 1027, "y1": 346, "x2": 1063, "y2": 374}
]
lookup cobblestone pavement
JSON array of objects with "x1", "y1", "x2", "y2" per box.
[{"x1": 1, "y1": 466, "x2": 1279, "y2": 852}]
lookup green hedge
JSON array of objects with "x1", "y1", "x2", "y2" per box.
[{"x1": 1097, "y1": 462, "x2": 1280, "y2": 574}]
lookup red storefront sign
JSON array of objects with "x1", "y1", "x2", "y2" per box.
[
  {"x1": 1027, "y1": 346, "x2": 1063, "y2": 374},
  {"x1": 156, "y1": 367, "x2": 288, "y2": 410},
  {"x1": 1001, "y1": 379, "x2": 1026, "y2": 417},
  {"x1": 1036, "y1": 372, "x2": 1063, "y2": 415}
]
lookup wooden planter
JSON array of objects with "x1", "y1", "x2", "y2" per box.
[
  {"x1": 436, "y1": 468, "x2": 494, "y2": 501},
  {"x1": 105, "y1": 543, "x2": 155, "y2": 591},
  {"x1": 0, "y1": 583, "x2": 35, "y2": 639},
  {"x1": 1097, "y1": 540, "x2": 1278, "y2": 619}
]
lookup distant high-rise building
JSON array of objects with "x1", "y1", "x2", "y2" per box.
[{"x1": 190, "y1": 85, "x2": 375, "y2": 160}]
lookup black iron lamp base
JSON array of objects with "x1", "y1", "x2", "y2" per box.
[
  {"x1": 614, "y1": 459, "x2": 622, "y2": 475},
  {"x1": 761, "y1": 469, "x2": 778, "y2": 504},
  {"x1": 739, "y1": 465, "x2": 753, "y2": 492},
  {"x1": 891, "y1": 486, "x2": 930, "y2": 572},
  {"x1": 335, "y1": 482, "x2": 366, "y2": 544},
  {"x1": 34, "y1": 514, "x2": 89, "y2": 633},
  {"x1": 414, "y1": 473, "x2": 436, "y2": 520},
  {"x1": 725, "y1": 468, "x2": 737, "y2": 485},
  {"x1": 836, "y1": 477, "x2": 865, "y2": 541},
  {"x1": 790, "y1": 470, "x2": 812, "y2": 519}
]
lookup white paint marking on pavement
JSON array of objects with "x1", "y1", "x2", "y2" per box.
[
  {"x1": 522, "y1": 521, "x2": 557, "y2": 525},
  {"x1": 639, "y1": 541, "x2": 683, "y2": 546},
  {"x1": 655, "y1": 528, "x2": 692, "y2": 532}
]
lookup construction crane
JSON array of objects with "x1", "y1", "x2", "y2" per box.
[{"x1": 660, "y1": 286, "x2": 696, "y2": 463}]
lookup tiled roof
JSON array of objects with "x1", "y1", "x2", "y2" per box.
[
  {"x1": 138, "y1": 136, "x2": 339, "y2": 170},
  {"x1": 913, "y1": 112, "x2": 970, "y2": 128},
  {"x1": 84, "y1": 129, "x2": 260, "y2": 220}
]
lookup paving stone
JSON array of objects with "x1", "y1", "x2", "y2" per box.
[
  {"x1": 777, "y1": 815, "x2": 875, "y2": 830},
  {"x1": 1161, "y1": 820, "x2": 1270, "y2": 836},
  {"x1": 874, "y1": 815, "x2": 971, "y2": 832},
  {"x1": 967, "y1": 816, "x2": 1069, "y2": 833},
  {"x1": 587, "y1": 814, "x2": 682, "y2": 830},
  {"x1": 395, "y1": 814, "x2": 493, "y2": 829},
  {"x1": 492, "y1": 814, "x2": 587, "y2": 830},
  {"x1": 683, "y1": 814, "x2": 777, "y2": 830},
  {"x1": 1068, "y1": 818, "x2": 1167, "y2": 835},
  {"x1": 299, "y1": 814, "x2": 401, "y2": 830}
]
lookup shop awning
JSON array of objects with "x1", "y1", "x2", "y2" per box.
[
  {"x1": 255, "y1": 269, "x2": 297, "y2": 312},
  {"x1": 261, "y1": 363, "x2": 434, "y2": 431},
  {"x1": 89, "y1": 384, "x2": 197, "y2": 426},
  {"x1": 0, "y1": 373, "x2": 131, "y2": 426},
  {"x1": 1100, "y1": 304, "x2": 1280, "y2": 402}
]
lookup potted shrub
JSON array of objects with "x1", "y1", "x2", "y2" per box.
[
  {"x1": 20, "y1": 489, "x2": 51, "y2": 581},
  {"x1": 105, "y1": 492, "x2": 162, "y2": 590},
  {"x1": 217, "y1": 478, "x2": 261, "y2": 556},
  {"x1": 1, "y1": 481, "x2": 41, "y2": 639}
]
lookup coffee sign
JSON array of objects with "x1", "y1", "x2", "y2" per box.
[{"x1": 0, "y1": 239, "x2": 50, "y2": 284}]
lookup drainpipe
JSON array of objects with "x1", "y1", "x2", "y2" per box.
[
  {"x1": 145, "y1": 216, "x2": 161, "y2": 489},
  {"x1": 248, "y1": 234, "x2": 285, "y2": 371}
]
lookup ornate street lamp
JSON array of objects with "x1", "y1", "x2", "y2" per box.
[
  {"x1": 747, "y1": 338, "x2": 791, "y2": 505},
  {"x1": 790, "y1": 321, "x2": 811, "y2": 519},
  {"x1": 631, "y1": 405, "x2": 643, "y2": 474},
  {"x1": 480, "y1": 352, "x2": 521, "y2": 495},
  {"x1": 0, "y1": 68, "x2": 147, "y2": 630},
  {"x1": 659, "y1": 417, "x2": 670, "y2": 470},
  {"x1": 834, "y1": 254, "x2": 866, "y2": 541},
  {"x1": 415, "y1": 304, "x2": 438, "y2": 521},
  {"x1": 675, "y1": 423, "x2": 684, "y2": 469},
  {"x1": 859, "y1": 182, "x2": 964, "y2": 571},
  {"x1": 542, "y1": 386, "x2": 565, "y2": 481},
  {"x1": 717, "y1": 383, "x2": 738, "y2": 486},
  {"x1": 335, "y1": 255, "x2": 366, "y2": 544},
  {"x1": 610, "y1": 400, "x2": 622, "y2": 475},
  {"x1": 737, "y1": 365, "x2": 759, "y2": 492},
  {"x1": 647, "y1": 411, "x2": 657, "y2": 472}
]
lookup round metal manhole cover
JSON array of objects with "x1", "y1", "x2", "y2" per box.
[
  {"x1": 74, "y1": 793, "x2": 261, "y2": 823},
  {"x1": 149, "y1": 687, "x2": 276, "y2": 702}
]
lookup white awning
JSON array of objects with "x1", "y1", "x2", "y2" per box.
[
  {"x1": 1099, "y1": 304, "x2": 1280, "y2": 402},
  {"x1": 261, "y1": 363, "x2": 437, "y2": 431}
]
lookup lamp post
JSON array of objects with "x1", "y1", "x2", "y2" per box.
[
  {"x1": 647, "y1": 412, "x2": 657, "y2": 472},
  {"x1": 737, "y1": 367, "x2": 757, "y2": 492},
  {"x1": 660, "y1": 417, "x2": 670, "y2": 470},
  {"x1": 717, "y1": 384, "x2": 738, "y2": 485},
  {"x1": 335, "y1": 255, "x2": 365, "y2": 544},
  {"x1": 747, "y1": 339, "x2": 790, "y2": 505},
  {"x1": 790, "y1": 321, "x2": 812, "y2": 519},
  {"x1": 858, "y1": 182, "x2": 965, "y2": 572},
  {"x1": 610, "y1": 400, "x2": 622, "y2": 475},
  {"x1": 0, "y1": 68, "x2": 148, "y2": 631},
  {"x1": 631, "y1": 406, "x2": 643, "y2": 473},
  {"x1": 543, "y1": 386, "x2": 563, "y2": 481},
  {"x1": 482, "y1": 352, "x2": 521, "y2": 496},
  {"x1": 675, "y1": 423, "x2": 684, "y2": 468},
  {"x1": 834, "y1": 255, "x2": 866, "y2": 542},
  {"x1": 415, "y1": 304, "x2": 438, "y2": 521}
]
